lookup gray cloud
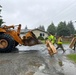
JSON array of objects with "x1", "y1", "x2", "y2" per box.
[{"x1": 1, "y1": 0, "x2": 76, "y2": 30}]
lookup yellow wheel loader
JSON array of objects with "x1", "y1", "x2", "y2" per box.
[{"x1": 0, "y1": 24, "x2": 41, "y2": 52}]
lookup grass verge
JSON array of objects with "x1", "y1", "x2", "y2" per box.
[
  {"x1": 63, "y1": 41, "x2": 70, "y2": 44},
  {"x1": 67, "y1": 54, "x2": 76, "y2": 63}
]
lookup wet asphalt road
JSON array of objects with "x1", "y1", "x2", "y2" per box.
[{"x1": 0, "y1": 44, "x2": 76, "y2": 75}]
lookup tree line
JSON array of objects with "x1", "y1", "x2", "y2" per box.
[
  {"x1": 37, "y1": 21, "x2": 75, "y2": 36},
  {"x1": 47, "y1": 21, "x2": 75, "y2": 36}
]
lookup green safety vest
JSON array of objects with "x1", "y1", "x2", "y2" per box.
[{"x1": 48, "y1": 35, "x2": 56, "y2": 44}]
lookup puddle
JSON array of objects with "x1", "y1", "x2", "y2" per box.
[
  {"x1": 34, "y1": 71, "x2": 47, "y2": 75},
  {"x1": 26, "y1": 63, "x2": 50, "y2": 75},
  {"x1": 33, "y1": 64, "x2": 49, "y2": 75},
  {"x1": 49, "y1": 56, "x2": 76, "y2": 75},
  {"x1": 16, "y1": 44, "x2": 46, "y2": 51},
  {"x1": 38, "y1": 64, "x2": 45, "y2": 71},
  {"x1": 62, "y1": 60, "x2": 76, "y2": 75}
]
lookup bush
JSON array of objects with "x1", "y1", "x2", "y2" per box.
[
  {"x1": 45, "y1": 37, "x2": 48, "y2": 40},
  {"x1": 38, "y1": 36, "x2": 44, "y2": 40}
]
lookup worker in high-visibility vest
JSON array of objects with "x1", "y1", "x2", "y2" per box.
[
  {"x1": 46, "y1": 33, "x2": 57, "y2": 56},
  {"x1": 48, "y1": 33, "x2": 56, "y2": 44},
  {"x1": 56, "y1": 35, "x2": 65, "y2": 53}
]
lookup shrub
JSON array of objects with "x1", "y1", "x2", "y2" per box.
[{"x1": 38, "y1": 36, "x2": 44, "y2": 40}]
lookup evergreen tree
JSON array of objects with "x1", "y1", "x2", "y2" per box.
[
  {"x1": 57, "y1": 21, "x2": 70, "y2": 36},
  {"x1": 0, "y1": 5, "x2": 4, "y2": 26},
  {"x1": 38, "y1": 25, "x2": 45, "y2": 31},
  {"x1": 67, "y1": 21, "x2": 75, "y2": 35},
  {"x1": 47, "y1": 22, "x2": 56, "y2": 35},
  {"x1": 25, "y1": 25, "x2": 28, "y2": 29}
]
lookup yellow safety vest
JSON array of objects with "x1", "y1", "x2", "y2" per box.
[{"x1": 57, "y1": 37, "x2": 62, "y2": 44}]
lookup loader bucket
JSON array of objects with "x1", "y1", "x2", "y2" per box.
[{"x1": 22, "y1": 31, "x2": 42, "y2": 46}]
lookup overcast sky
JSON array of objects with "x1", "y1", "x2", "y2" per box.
[{"x1": 1, "y1": 0, "x2": 76, "y2": 30}]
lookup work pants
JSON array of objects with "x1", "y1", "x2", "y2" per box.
[{"x1": 56, "y1": 44, "x2": 65, "y2": 52}]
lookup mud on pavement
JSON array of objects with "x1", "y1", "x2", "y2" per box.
[{"x1": 0, "y1": 44, "x2": 76, "y2": 75}]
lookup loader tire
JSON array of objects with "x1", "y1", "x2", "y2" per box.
[
  {"x1": 0, "y1": 33, "x2": 15, "y2": 52},
  {"x1": 15, "y1": 41, "x2": 18, "y2": 47}
]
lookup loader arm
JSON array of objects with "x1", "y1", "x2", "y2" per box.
[
  {"x1": 17, "y1": 24, "x2": 21, "y2": 35},
  {"x1": 0, "y1": 28, "x2": 6, "y2": 33},
  {"x1": 2, "y1": 25, "x2": 14, "y2": 29}
]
